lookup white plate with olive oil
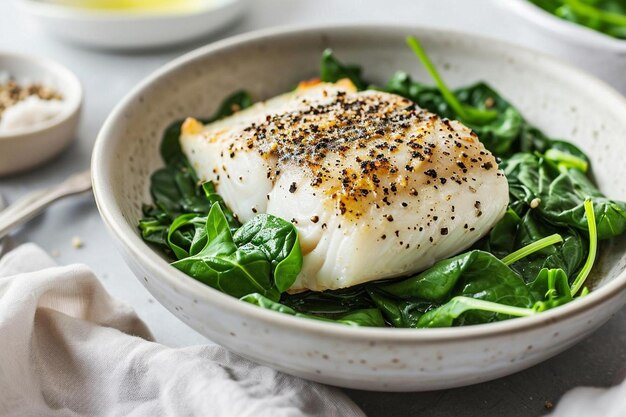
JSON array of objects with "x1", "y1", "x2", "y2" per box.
[{"x1": 16, "y1": 0, "x2": 245, "y2": 50}]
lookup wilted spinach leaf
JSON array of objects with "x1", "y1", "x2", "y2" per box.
[
  {"x1": 171, "y1": 204, "x2": 276, "y2": 299},
  {"x1": 233, "y1": 214, "x2": 302, "y2": 293},
  {"x1": 320, "y1": 49, "x2": 367, "y2": 90},
  {"x1": 281, "y1": 284, "x2": 375, "y2": 315},
  {"x1": 529, "y1": 268, "x2": 573, "y2": 310},
  {"x1": 172, "y1": 204, "x2": 302, "y2": 300},
  {"x1": 138, "y1": 217, "x2": 170, "y2": 250},
  {"x1": 416, "y1": 296, "x2": 536, "y2": 328},
  {"x1": 378, "y1": 250, "x2": 533, "y2": 325},
  {"x1": 368, "y1": 289, "x2": 431, "y2": 328},
  {"x1": 167, "y1": 213, "x2": 208, "y2": 260},
  {"x1": 242, "y1": 293, "x2": 385, "y2": 327},
  {"x1": 512, "y1": 212, "x2": 585, "y2": 282},
  {"x1": 502, "y1": 153, "x2": 626, "y2": 239}
]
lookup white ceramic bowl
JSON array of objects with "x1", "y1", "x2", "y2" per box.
[
  {"x1": 92, "y1": 25, "x2": 626, "y2": 391},
  {"x1": 16, "y1": 0, "x2": 245, "y2": 50},
  {"x1": 497, "y1": 0, "x2": 626, "y2": 92},
  {"x1": 502, "y1": 0, "x2": 626, "y2": 51},
  {"x1": 0, "y1": 52, "x2": 82, "y2": 176}
]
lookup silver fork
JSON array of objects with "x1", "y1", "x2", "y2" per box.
[{"x1": 0, "y1": 170, "x2": 92, "y2": 241}]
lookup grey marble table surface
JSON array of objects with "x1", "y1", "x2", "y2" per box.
[{"x1": 1, "y1": 0, "x2": 624, "y2": 415}]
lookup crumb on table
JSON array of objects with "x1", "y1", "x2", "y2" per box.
[{"x1": 71, "y1": 236, "x2": 83, "y2": 249}]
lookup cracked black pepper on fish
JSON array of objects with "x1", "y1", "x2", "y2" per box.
[{"x1": 180, "y1": 79, "x2": 508, "y2": 291}]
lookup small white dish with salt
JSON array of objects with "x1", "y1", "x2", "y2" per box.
[{"x1": 0, "y1": 52, "x2": 82, "y2": 176}]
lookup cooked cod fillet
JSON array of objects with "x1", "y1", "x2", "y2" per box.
[{"x1": 180, "y1": 80, "x2": 509, "y2": 291}]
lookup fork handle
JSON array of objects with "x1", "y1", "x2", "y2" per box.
[{"x1": 0, "y1": 170, "x2": 92, "y2": 240}]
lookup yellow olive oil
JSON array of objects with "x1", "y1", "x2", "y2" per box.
[{"x1": 47, "y1": 0, "x2": 207, "y2": 14}]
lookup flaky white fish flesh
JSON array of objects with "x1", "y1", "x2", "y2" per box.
[{"x1": 180, "y1": 80, "x2": 509, "y2": 291}]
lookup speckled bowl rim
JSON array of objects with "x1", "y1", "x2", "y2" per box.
[
  {"x1": 502, "y1": 0, "x2": 626, "y2": 53},
  {"x1": 93, "y1": 23, "x2": 626, "y2": 343},
  {"x1": 0, "y1": 51, "x2": 82, "y2": 140}
]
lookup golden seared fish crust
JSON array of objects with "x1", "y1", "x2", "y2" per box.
[{"x1": 181, "y1": 81, "x2": 509, "y2": 291}]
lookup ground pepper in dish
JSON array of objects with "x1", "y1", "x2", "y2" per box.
[{"x1": 0, "y1": 78, "x2": 63, "y2": 118}]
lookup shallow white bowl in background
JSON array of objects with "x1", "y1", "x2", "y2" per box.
[
  {"x1": 497, "y1": 0, "x2": 626, "y2": 92},
  {"x1": 0, "y1": 52, "x2": 82, "y2": 176},
  {"x1": 502, "y1": 0, "x2": 626, "y2": 52},
  {"x1": 92, "y1": 25, "x2": 626, "y2": 391},
  {"x1": 16, "y1": 0, "x2": 245, "y2": 50}
]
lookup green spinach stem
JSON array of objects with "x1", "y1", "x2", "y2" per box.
[
  {"x1": 501, "y1": 233, "x2": 564, "y2": 266},
  {"x1": 571, "y1": 199, "x2": 598, "y2": 295},
  {"x1": 544, "y1": 148, "x2": 589, "y2": 173},
  {"x1": 560, "y1": 0, "x2": 626, "y2": 26},
  {"x1": 450, "y1": 296, "x2": 536, "y2": 317},
  {"x1": 406, "y1": 36, "x2": 498, "y2": 124}
]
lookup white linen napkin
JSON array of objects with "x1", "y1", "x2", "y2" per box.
[
  {"x1": 547, "y1": 381, "x2": 626, "y2": 417},
  {"x1": 0, "y1": 243, "x2": 365, "y2": 417}
]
